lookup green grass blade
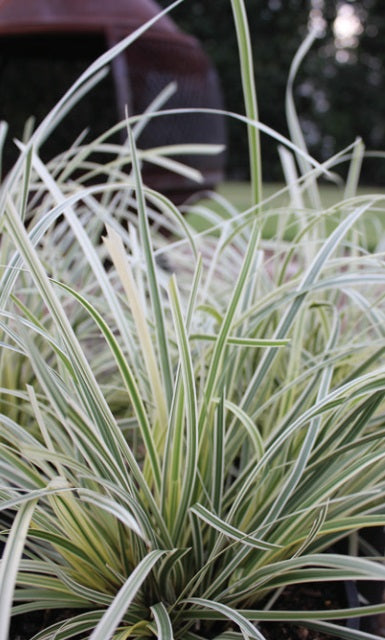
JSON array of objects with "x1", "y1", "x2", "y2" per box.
[
  {"x1": 161, "y1": 258, "x2": 202, "y2": 533},
  {"x1": 168, "y1": 275, "x2": 198, "y2": 541},
  {"x1": 212, "y1": 391, "x2": 225, "y2": 515},
  {"x1": 190, "y1": 335, "x2": 289, "y2": 348},
  {"x1": 344, "y1": 138, "x2": 365, "y2": 200},
  {"x1": 89, "y1": 550, "x2": 165, "y2": 640},
  {"x1": 0, "y1": 121, "x2": 8, "y2": 177},
  {"x1": 286, "y1": 28, "x2": 321, "y2": 209},
  {"x1": 77, "y1": 489, "x2": 147, "y2": 542},
  {"x1": 230, "y1": 0, "x2": 262, "y2": 206},
  {"x1": 54, "y1": 279, "x2": 162, "y2": 494},
  {"x1": 128, "y1": 126, "x2": 174, "y2": 408},
  {"x1": 231, "y1": 367, "x2": 385, "y2": 522},
  {"x1": 260, "y1": 311, "x2": 339, "y2": 528},
  {"x1": 3, "y1": 197, "x2": 125, "y2": 459},
  {"x1": 303, "y1": 620, "x2": 381, "y2": 640},
  {"x1": 29, "y1": 611, "x2": 104, "y2": 640},
  {"x1": 186, "y1": 599, "x2": 266, "y2": 640},
  {"x1": 104, "y1": 226, "x2": 168, "y2": 443},
  {"x1": 240, "y1": 198, "x2": 379, "y2": 416},
  {"x1": 150, "y1": 602, "x2": 174, "y2": 640},
  {"x1": 124, "y1": 106, "x2": 335, "y2": 180},
  {"x1": 199, "y1": 220, "x2": 260, "y2": 433},
  {"x1": 183, "y1": 601, "x2": 385, "y2": 624},
  {"x1": 223, "y1": 400, "x2": 264, "y2": 459},
  {"x1": 0, "y1": 499, "x2": 37, "y2": 640},
  {"x1": 26, "y1": 151, "x2": 139, "y2": 361},
  {"x1": 145, "y1": 189, "x2": 198, "y2": 261},
  {"x1": 190, "y1": 504, "x2": 280, "y2": 552},
  {"x1": 0, "y1": 183, "x2": 114, "y2": 309}
]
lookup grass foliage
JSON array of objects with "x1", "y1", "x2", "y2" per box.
[{"x1": 1, "y1": 1, "x2": 385, "y2": 639}]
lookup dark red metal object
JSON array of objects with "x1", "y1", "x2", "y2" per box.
[
  {"x1": 0, "y1": 0, "x2": 226, "y2": 202},
  {"x1": 0, "y1": 0, "x2": 179, "y2": 35}
]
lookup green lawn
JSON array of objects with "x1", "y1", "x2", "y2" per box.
[
  {"x1": 188, "y1": 181, "x2": 385, "y2": 250},
  {"x1": 218, "y1": 181, "x2": 385, "y2": 211}
]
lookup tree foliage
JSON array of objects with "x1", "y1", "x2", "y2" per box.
[{"x1": 161, "y1": 0, "x2": 385, "y2": 184}]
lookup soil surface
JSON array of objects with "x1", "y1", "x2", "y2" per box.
[
  {"x1": 259, "y1": 582, "x2": 355, "y2": 640},
  {"x1": 10, "y1": 609, "x2": 78, "y2": 640},
  {"x1": 9, "y1": 582, "x2": 384, "y2": 640}
]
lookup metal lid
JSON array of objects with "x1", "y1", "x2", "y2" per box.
[{"x1": 0, "y1": 0, "x2": 182, "y2": 38}]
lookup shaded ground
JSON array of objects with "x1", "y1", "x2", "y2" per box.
[
  {"x1": 9, "y1": 582, "x2": 360, "y2": 640},
  {"x1": 259, "y1": 582, "x2": 357, "y2": 640}
]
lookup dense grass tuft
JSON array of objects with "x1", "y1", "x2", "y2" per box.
[{"x1": 1, "y1": 2, "x2": 385, "y2": 640}]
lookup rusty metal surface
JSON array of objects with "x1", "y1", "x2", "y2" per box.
[
  {"x1": 0, "y1": 0, "x2": 181, "y2": 37},
  {"x1": 0, "y1": 0, "x2": 226, "y2": 201}
]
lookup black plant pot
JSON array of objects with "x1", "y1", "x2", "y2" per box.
[
  {"x1": 344, "y1": 580, "x2": 360, "y2": 631},
  {"x1": 358, "y1": 526, "x2": 385, "y2": 636},
  {"x1": 334, "y1": 527, "x2": 385, "y2": 636}
]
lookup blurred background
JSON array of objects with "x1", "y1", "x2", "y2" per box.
[
  {"x1": 158, "y1": 0, "x2": 385, "y2": 186},
  {"x1": 0, "y1": 0, "x2": 383, "y2": 188}
]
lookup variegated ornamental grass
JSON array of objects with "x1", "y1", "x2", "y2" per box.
[{"x1": 1, "y1": 1, "x2": 385, "y2": 639}]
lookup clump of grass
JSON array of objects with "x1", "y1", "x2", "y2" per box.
[{"x1": 1, "y1": 2, "x2": 385, "y2": 640}]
